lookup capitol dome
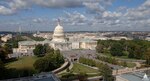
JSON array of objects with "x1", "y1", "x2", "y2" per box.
[
  {"x1": 52, "y1": 21, "x2": 66, "y2": 42},
  {"x1": 54, "y1": 24, "x2": 64, "y2": 35}
]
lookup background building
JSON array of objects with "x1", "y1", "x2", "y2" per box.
[{"x1": 9, "y1": 21, "x2": 97, "y2": 58}]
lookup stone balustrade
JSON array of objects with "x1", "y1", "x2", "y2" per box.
[{"x1": 113, "y1": 67, "x2": 150, "y2": 75}]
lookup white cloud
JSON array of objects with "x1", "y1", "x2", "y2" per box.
[
  {"x1": 0, "y1": 0, "x2": 87, "y2": 15},
  {"x1": 102, "y1": 11, "x2": 122, "y2": 18},
  {"x1": 0, "y1": 0, "x2": 114, "y2": 15},
  {"x1": 9, "y1": 0, "x2": 29, "y2": 10},
  {"x1": 32, "y1": 0, "x2": 83, "y2": 8},
  {"x1": 83, "y1": 2, "x2": 105, "y2": 14},
  {"x1": 61, "y1": 11, "x2": 87, "y2": 26},
  {"x1": 0, "y1": 6, "x2": 14, "y2": 15},
  {"x1": 142, "y1": 0, "x2": 150, "y2": 7},
  {"x1": 33, "y1": 18, "x2": 43, "y2": 23},
  {"x1": 0, "y1": 0, "x2": 150, "y2": 31},
  {"x1": 117, "y1": 6, "x2": 127, "y2": 12},
  {"x1": 0, "y1": 0, "x2": 29, "y2": 15}
]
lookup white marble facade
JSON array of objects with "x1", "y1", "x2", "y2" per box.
[{"x1": 10, "y1": 21, "x2": 97, "y2": 58}]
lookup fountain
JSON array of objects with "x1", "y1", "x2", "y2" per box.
[{"x1": 143, "y1": 73, "x2": 149, "y2": 81}]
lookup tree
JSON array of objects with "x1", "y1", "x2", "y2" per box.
[
  {"x1": 45, "y1": 44, "x2": 54, "y2": 54},
  {"x1": 45, "y1": 52, "x2": 64, "y2": 69},
  {"x1": 0, "y1": 48, "x2": 7, "y2": 62},
  {"x1": 122, "y1": 51, "x2": 129, "y2": 56},
  {"x1": 3, "y1": 43, "x2": 12, "y2": 54},
  {"x1": 0, "y1": 60, "x2": 6, "y2": 79},
  {"x1": 144, "y1": 48, "x2": 150, "y2": 65},
  {"x1": 79, "y1": 57, "x2": 96, "y2": 67},
  {"x1": 134, "y1": 45, "x2": 143, "y2": 59},
  {"x1": 34, "y1": 51, "x2": 64, "y2": 72},
  {"x1": 98, "y1": 64, "x2": 115, "y2": 81},
  {"x1": 127, "y1": 45, "x2": 135, "y2": 58},
  {"x1": 33, "y1": 58, "x2": 51, "y2": 72},
  {"x1": 96, "y1": 40, "x2": 150, "y2": 60},
  {"x1": 55, "y1": 50, "x2": 64, "y2": 65},
  {"x1": 33, "y1": 44, "x2": 55, "y2": 57},
  {"x1": 127, "y1": 43, "x2": 143, "y2": 59},
  {"x1": 110, "y1": 43, "x2": 124, "y2": 56},
  {"x1": 33, "y1": 44, "x2": 45, "y2": 57},
  {"x1": 96, "y1": 43, "x2": 104, "y2": 53},
  {"x1": 121, "y1": 61, "x2": 127, "y2": 67}
]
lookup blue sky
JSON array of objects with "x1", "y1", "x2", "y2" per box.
[
  {"x1": 0, "y1": 0, "x2": 149, "y2": 31},
  {"x1": 109, "y1": 0, "x2": 145, "y2": 11}
]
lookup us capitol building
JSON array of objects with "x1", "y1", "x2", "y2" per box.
[{"x1": 9, "y1": 21, "x2": 97, "y2": 58}]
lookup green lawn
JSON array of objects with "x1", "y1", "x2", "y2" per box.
[
  {"x1": 127, "y1": 62, "x2": 136, "y2": 68},
  {"x1": 100, "y1": 53, "x2": 138, "y2": 60},
  {"x1": 26, "y1": 35, "x2": 45, "y2": 41},
  {"x1": 6, "y1": 56, "x2": 39, "y2": 70},
  {"x1": 115, "y1": 56, "x2": 138, "y2": 60},
  {"x1": 71, "y1": 63, "x2": 99, "y2": 73}
]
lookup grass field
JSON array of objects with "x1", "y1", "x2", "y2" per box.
[
  {"x1": 127, "y1": 62, "x2": 136, "y2": 68},
  {"x1": 6, "y1": 56, "x2": 39, "y2": 70},
  {"x1": 71, "y1": 63, "x2": 99, "y2": 73}
]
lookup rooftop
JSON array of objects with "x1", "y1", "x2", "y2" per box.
[{"x1": 119, "y1": 71, "x2": 150, "y2": 81}]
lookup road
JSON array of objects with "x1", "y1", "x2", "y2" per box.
[{"x1": 62, "y1": 49, "x2": 124, "y2": 70}]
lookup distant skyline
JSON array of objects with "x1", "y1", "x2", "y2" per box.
[{"x1": 0, "y1": 0, "x2": 150, "y2": 31}]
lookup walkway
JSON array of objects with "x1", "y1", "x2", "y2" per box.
[{"x1": 113, "y1": 67, "x2": 150, "y2": 75}]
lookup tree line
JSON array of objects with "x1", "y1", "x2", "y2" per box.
[
  {"x1": 33, "y1": 44, "x2": 64, "y2": 72},
  {"x1": 79, "y1": 57, "x2": 115, "y2": 81},
  {"x1": 0, "y1": 35, "x2": 29, "y2": 79},
  {"x1": 96, "y1": 56, "x2": 136, "y2": 68},
  {"x1": 0, "y1": 44, "x2": 64, "y2": 80},
  {"x1": 79, "y1": 57, "x2": 96, "y2": 67},
  {"x1": 96, "y1": 40, "x2": 150, "y2": 60}
]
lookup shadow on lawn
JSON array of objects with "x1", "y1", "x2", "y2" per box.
[{"x1": 0, "y1": 68, "x2": 37, "y2": 80}]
